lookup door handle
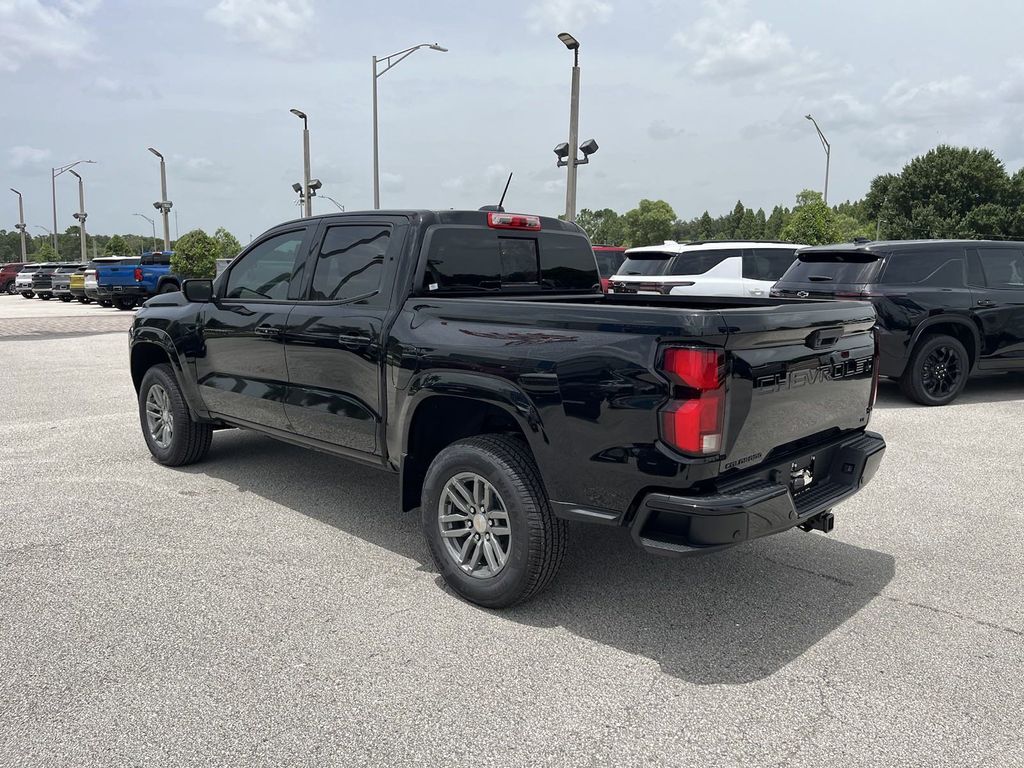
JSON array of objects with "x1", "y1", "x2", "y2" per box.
[
  {"x1": 749, "y1": 289, "x2": 765, "y2": 296},
  {"x1": 337, "y1": 333, "x2": 371, "y2": 347},
  {"x1": 254, "y1": 324, "x2": 280, "y2": 337},
  {"x1": 977, "y1": 299, "x2": 995, "y2": 307}
]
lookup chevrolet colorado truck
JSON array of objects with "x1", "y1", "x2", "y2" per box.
[
  {"x1": 129, "y1": 210, "x2": 885, "y2": 607},
  {"x1": 101, "y1": 251, "x2": 179, "y2": 310}
]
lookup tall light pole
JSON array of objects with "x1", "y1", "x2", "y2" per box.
[
  {"x1": 10, "y1": 188, "x2": 27, "y2": 262},
  {"x1": 148, "y1": 147, "x2": 172, "y2": 251},
  {"x1": 134, "y1": 212, "x2": 157, "y2": 252},
  {"x1": 322, "y1": 195, "x2": 345, "y2": 212},
  {"x1": 372, "y1": 42, "x2": 447, "y2": 209},
  {"x1": 67, "y1": 169, "x2": 88, "y2": 263},
  {"x1": 554, "y1": 33, "x2": 599, "y2": 223},
  {"x1": 51, "y1": 159, "x2": 95, "y2": 257},
  {"x1": 289, "y1": 108, "x2": 313, "y2": 218},
  {"x1": 805, "y1": 114, "x2": 831, "y2": 206}
]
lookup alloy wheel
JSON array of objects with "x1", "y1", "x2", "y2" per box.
[
  {"x1": 921, "y1": 345, "x2": 963, "y2": 398},
  {"x1": 145, "y1": 383, "x2": 174, "y2": 449},
  {"x1": 437, "y1": 472, "x2": 512, "y2": 580}
]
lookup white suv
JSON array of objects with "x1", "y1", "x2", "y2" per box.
[{"x1": 608, "y1": 241, "x2": 807, "y2": 298}]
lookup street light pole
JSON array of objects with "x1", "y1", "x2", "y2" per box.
[
  {"x1": 67, "y1": 169, "x2": 88, "y2": 263},
  {"x1": 134, "y1": 213, "x2": 157, "y2": 251},
  {"x1": 50, "y1": 159, "x2": 95, "y2": 258},
  {"x1": 372, "y1": 42, "x2": 448, "y2": 209},
  {"x1": 805, "y1": 114, "x2": 831, "y2": 206},
  {"x1": 290, "y1": 109, "x2": 312, "y2": 218},
  {"x1": 322, "y1": 195, "x2": 345, "y2": 211},
  {"x1": 10, "y1": 188, "x2": 27, "y2": 261},
  {"x1": 558, "y1": 32, "x2": 582, "y2": 222},
  {"x1": 148, "y1": 147, "x2": 172, "y2": 250}
]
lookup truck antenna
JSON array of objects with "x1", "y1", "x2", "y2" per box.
[{"x1": 497, "y1": 172, "x2": 513, "y2": 211}]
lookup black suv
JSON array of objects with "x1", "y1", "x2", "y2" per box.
[{"x1": 773, "y1": 240, "x2": 1024, "y2": 405}]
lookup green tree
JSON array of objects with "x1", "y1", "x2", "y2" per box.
[
  {"x1": 212, "y1": 227, "x2": 243, "y2": 262},
  {"x1": 781, "y1": 190, "x2": 841, "y2": 245},
  {"x1": 34, "y1": 240, "x2": 57, "y2": 262},
  {"x1": 171, "y1": 229, "x2": 218, "y2": 279},
  {"x1": 105, "y1": 234, "x2": 129, "y2": 256},
  {"x1": 574, "y1": 209, "x2": 625, "y2": 246},
  {"x1": 866, "y1": 146, "x2": 1012, "y2": 239},
  {"x1": 764, "y1": 206, "x2": 788, "y2": 239},
  {"x1": 622, "y1": 199, "x2": 677, "y2": 247},
  {"x1": 736, "y1": 208, "x2": 759, "y2": 239}
]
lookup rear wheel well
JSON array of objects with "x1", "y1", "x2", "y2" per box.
[
  {"x1": 401, "y1": 396, "x2": 530, "y2": 511},
  {"x1": 913, "y1": 321, "x2": 977, "y2": 370},
  {"x1": 131, "y1": 343, "x2": 171, "y2": 393}
]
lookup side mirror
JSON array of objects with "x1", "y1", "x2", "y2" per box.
[{"x1": 182, "y1": 278, "x2": 213, "y2": 302}]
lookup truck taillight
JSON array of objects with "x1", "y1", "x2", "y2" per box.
[
  {"x1": 134, "y1": 268, "x2": 143, "y2": 282},
  {"x1": 487, "y1": 212, "x2": 541, "y2": 230},
  {"x1": 659, "y1": 347, "x2": 725, "y2": 456}
]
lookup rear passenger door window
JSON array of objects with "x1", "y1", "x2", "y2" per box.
[
  {"x1": 669, "y1": 249, "x2": 739, "y2": 275},
  {"x1": 977, "y1": 247, "x2": 1024, "y2": 288},
  {"x1": 309, "y1": 225, "x2": 390, "y2": 302}
]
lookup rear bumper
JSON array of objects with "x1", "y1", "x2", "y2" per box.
[
  {"x1": 103, "y1": 284, "x2": 149, "y2": 298},
  {"x1": 630, "y1": 431, "x2": 885, "y2": 556}
]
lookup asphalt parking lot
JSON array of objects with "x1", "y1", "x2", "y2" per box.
[{"x1": 1, "y1": 296, "x2": 1022, "y2": 767}]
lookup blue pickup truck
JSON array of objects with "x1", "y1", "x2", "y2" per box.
[{"x1": 97, "y1": 251, "x2": 180, "y2": 310}]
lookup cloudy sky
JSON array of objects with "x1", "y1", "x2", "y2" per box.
[{"x1": 3, "y1": 0, "x2": 1024, "y2": 241}]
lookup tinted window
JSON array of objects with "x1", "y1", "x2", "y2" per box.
[
  {"x1": 881, "y1": 250, "x2": 964, "y2": 286},
  {"x1": 594, "y1": 249, "x2": 626, "y2": 277},
  {"x1": 618, "y1": 255, "x2": 672, "y2": 276},
  {"x1": 225, "y1": 230, "x2": 306, "y2": 300},
  {"x1": 669, "y1": 249, "x2": 739, "y2": 276},
  {"x1": 743, "y1": 248, "x2": 798, "y2": 280},
  {"x1": 424, "y1": 228, "x2": 595, "y2": 292},
  {"x1": 19, "y1": 265, "x2": 36, "y2": 272},
  {"x1": 142, "y1": 252, "x2": 172, "y2": 266},
  {"x1": 780, "y1": 252, "x2": 883, "y2": 284},
  {"x1": 310, "y1": 225, "x2": 389, "y2": 301},
  {"x1": 978, "y1": 247, "x2": 1024, "y2": 288}
]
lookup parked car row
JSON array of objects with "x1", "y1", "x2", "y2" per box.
[
  {"x1": 7, "y1": 252, "x2": 180, "y2": 310},
  {"x1": 604, "y1": 237, "x2": 1024, "y2": 406}
]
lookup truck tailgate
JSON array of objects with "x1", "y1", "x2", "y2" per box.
[
  {"x1": 718, "y1": 300, "x2": 876, "y2": 475},
  {"x1": 98, "y1": 265, "x2": 137, "y2": 287}
]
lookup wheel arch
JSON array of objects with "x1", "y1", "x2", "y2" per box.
[
  {"x1": 908, "y1": 315, "x2": 981, "y2": 371},
  {"x1": 130, "y1": 330, "x2": 212, "y2": 421},
  {"x1": 397, "y1": 377, "x2": 546, "y2": 512}
]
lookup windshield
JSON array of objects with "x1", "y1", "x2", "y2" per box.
[
  {"x1": 617, "y1": 254, "x2": 673, "y2": 276},
  {"x1": 780, "y1": 252, "x2": 884, "y2": 284}
]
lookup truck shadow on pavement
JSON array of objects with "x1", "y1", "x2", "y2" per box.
[
  {"x1": 180, "y1": 429, "x2": 895, "y2": 686},
  {"x1": 875, "y1": 373, "x2": 1023, "y2": 409}
]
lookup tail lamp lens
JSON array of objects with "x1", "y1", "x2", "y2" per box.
[
  {"x1": 660, "y1": 347, "x2": 725, "y2": 456},
  {"x1": 134, "y1": 267, "x2": 143, "y2": 282}
]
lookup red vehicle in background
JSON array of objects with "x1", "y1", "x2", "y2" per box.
[
  {"x1": 592, "y1": 246, "x2": 626, "y2": 292},
  {"x1": 1, "y1": 262, "x2": 26, "y2": 295}
]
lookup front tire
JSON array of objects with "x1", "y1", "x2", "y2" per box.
[
  {"x1": 20, "y1": 291, "x2": 33, "y2": 299},
  {"x1": 899, "y1": 334, "x2": 969, "y2": 406},
  {"x1": 138, "y1": 364, "x2": 213, "y2": 466},
  {"x1": 59, "y1": 295, "x2": 72, "y2": 302},
  {"x1": 422, "y1": 435, "x2": 567, "y2": 608}
]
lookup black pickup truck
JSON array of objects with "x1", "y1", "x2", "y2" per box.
[{"x1": 129, "y1": 210, "x2": 885, "y2": 607}]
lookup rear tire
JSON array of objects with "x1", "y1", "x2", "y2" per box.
[
  {"x1": 38, "y1": 294, "x2": 50, "y2": 301},
  {"x1": 899, "y1": 334, "x2": 969, "y2": 406},
  {"x1": 21, "y1": 291, "x2": 33, "y2": 299},
  {"x1": 113, "y1": 297, "x2": 136, "y2": 311},
  {"x1": 3, "y1": 281, "x2": 14, "y2": 295},
  {"x1": 138, "y1": 364, "x2": 213, "y2": 466},
  {"x1": 421, "y1": 435, "x2": 567, "y2": 608},
  {"x1": 59, "y1": 295, "x2": 72, "y2": 302},
  {"x1": 100, "y1": 300, "x2": 112, "y2": 308}
]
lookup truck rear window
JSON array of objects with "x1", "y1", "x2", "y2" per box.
[
  {"x1": 423, "y1": 228, "x2": 596, "y2": 292},
  {"x1": 781, "y1": 252, "x2": 883, "y2": 284}
]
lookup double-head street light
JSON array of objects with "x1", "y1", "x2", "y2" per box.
[
  {"x1": 291, "y1": 178, "x2": 322, "y2": 212},
  {"x1": 134, "y1": 212, "x2": 157, "y2": 252},
  {"x1": 51, "y1": 159, "x2": 95, "y2": 257},
  {"x1": 805, "y1": 114, "x2": 831, "y2": 206},
  {"x1": 554, "y1": 32, "x2": 599, "y2": 223},
  {"x1": 372, "y1": 42, "x2": 447, "y2": 209},
  {"x1": 148, "y1": 147, "x2": 173, "y2": 251},
  {"x1": 290, "y1": 108, "x2": 314, "y2": 218},
  {"x1": 9, "y1": 188, "x2": 27, "y2": 261},
  {"x1": 67, "y1": 169, "x2": 88, "y2": 263}
]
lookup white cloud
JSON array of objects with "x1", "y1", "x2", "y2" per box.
[
  {"x1": 89, "y1": 76, "x2": 151, "y2": 100},
  {"x1": 648, "y1": 119, "x2": 684, "y2": 141},
  {"x1": 673, "y1": 0, "x2": 841, "y2": 91},
  {"x1": 205, "y1": 0, "x2": 314, "y2": 56},
  {"x1": 0, "y1": 0, "x2": 99, "y2": 72},
  {"x1": 526, "y1": 0, "x2": 611, "y2": 33},
  {"x1": 381, "y1": 172, "x2": 405, "y2": 192},
  {"x1": 882, "y1": 76, "x2": 979, "y2": 120},
  {"x1": 8, "y1": 145, "x2": 52, "y2": 168}
]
